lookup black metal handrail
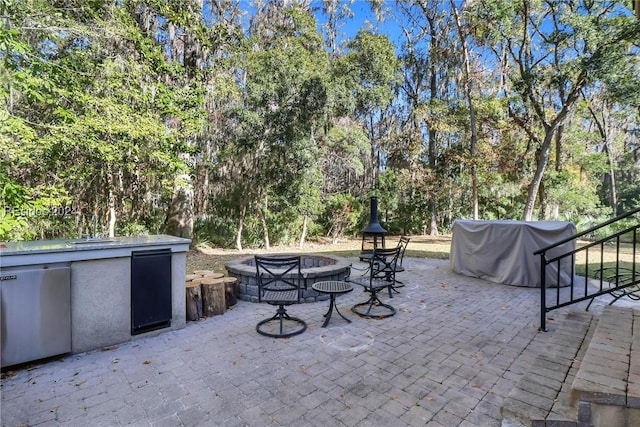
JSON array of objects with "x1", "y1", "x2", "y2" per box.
[{"x1": 536, "y1": 206, "x2": 640, "y2": 331}]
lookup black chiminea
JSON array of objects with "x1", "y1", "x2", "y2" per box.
[{"x1": 360, "y1": 196, "x2": 387, "y2": 259}]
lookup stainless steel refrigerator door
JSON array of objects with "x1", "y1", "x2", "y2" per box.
[{"x1": 1, "y1": 265, "x2": 71, "y2": 367}]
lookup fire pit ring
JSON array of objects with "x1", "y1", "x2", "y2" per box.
[{"x1": 225, "y1": 254, "x2": 352, "y2": 303}]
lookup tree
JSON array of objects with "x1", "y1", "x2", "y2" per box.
[
  {"x1": 1, "y1": 1, "x2": 192, "y2": 238},
  {"x1": 228, "y1": 3, "x2": 330, "y2": 249},
  {"x1": 335, "y1": 30, "x2": 401, "y2": 193},
  {"x1": 3, "y1": 0, "x2": 638, "y2": 246},
  {"x1": 477, "y1": 0, "x2": 640, "y2": 220},
  {"x1": 395, "y1": 0, "x2": 459, "y2": 234},
  {"x1": 451, "y1": 0, "x2": 479, "y2": 219}
]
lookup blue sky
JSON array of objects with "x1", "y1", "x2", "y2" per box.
[{"x1": 310, "y1": 1, "x2": 405, "y2": 47}]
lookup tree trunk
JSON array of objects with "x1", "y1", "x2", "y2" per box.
[
  {"x1": 370, "y1": 115, "x2": 377, "y2": 190},
  {"x1": 107, "y1": 169, "x2": 117, "y2": 237},
  {"x1": 587, "y1": 102, "x2": 617, "y2": 215},
  {"x1": 165, "y1": 178, "x2": 194, "y2": 238},
  {"x1": 451, "y1": 0, "x2": 478, "y2": 220},
  {"x1": 236, "y1": 204, "x2": 245, "y2": 251},
  {"x1": 555, "y1": 124, "x2": 563, "y2": 172},
  {"x1": 429, "y1": 204, "x2": 439, "y2": 236},
  {"x1": 427, "y1": 82, "x2": 439, "y2": 235},
  {"x1": 523, "y1": 130, "x2": 554, "y2": 221},
  {"x1": 426, "y1": 15, "x2": 439, "y2": 236},
  {"x1": 539, "y1": 176, "x2": 547, "y2": 219},
  {"x1": 605, "y1": 142, "x2": 618, "y2": 216},
  {"x1": 299, "y1": 214, "x2": 308, "y2": 248},
  {"x1": 108, "y1": 205, "x2": 116, "y2": 237},
  {"x1": 222, "y1": 277, "x2": 238, "y2": 307},
  {"x1": 259, "y1": 200, "x2": 270, "y2": 250},
  {"x1": 521, "y1": 70, "x2": 586, "y2": 221}
]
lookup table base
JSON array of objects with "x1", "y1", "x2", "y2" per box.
[{"x1": 322, "y1": 294, "x2": 351, "y2": 327}]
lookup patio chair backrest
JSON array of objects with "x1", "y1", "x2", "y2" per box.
[
  {"x1": 370, "y1": 246, "x2": 401, "y2": 284},
  {"x1": 255, "y1": 255, "x2": 305, "y2": 304},
  {"x1": 397, "y1": 236, "x2": 410, "y2": 267}
]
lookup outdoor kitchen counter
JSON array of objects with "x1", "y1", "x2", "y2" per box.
[
  {"x1": 0, "y1": 235, "x2": 191, "y2": 359},
  {"x1": 0, "y1": 234, "x2": 190, "y2": 267}
]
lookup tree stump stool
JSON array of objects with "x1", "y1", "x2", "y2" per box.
[
  {"x1": 218, "y1": 277, "x2": 238, "y2": 307},
  {"x1": 193, "y1": 270, "x2": 223, "y2": 277},
  {"x1": 201, "y1": 277, "x2": 226, "y2": 316},
  {"x1": 185, "y1": 271, "x2": 226, "y2": 320},
  {"x1": 185, "y1": 280, "x2": 203, "y2": 321}
]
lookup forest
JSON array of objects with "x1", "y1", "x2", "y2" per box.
[{"x1": 1, "y1": 0, "x2": 639, "y2": 249}]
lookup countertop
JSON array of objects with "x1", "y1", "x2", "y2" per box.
[{"x1": 0, "y1": 235, "x2": 192, "y2": 267}]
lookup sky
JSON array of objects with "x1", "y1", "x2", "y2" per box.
[{"x1": 309, "y1": 1, "x2": 406, "y2": 49}]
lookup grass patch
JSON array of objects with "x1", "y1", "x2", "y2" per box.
[
  {"x1": 572, "y1": 240, "x2": 637, "y2": 279},
  {"x1": 187, "y1": 235, "x2": 637, "y2": 281},
  {"x1": 186, "y1": 235, "x2": 451, "y2": 274}
]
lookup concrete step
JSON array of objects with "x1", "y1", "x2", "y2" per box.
[
  {"x1": 500, "y1": 310, "x2": 595, "y2": 427},
  {"x1": 571, "y1": 305, "x2": 640, "y2": 427}
]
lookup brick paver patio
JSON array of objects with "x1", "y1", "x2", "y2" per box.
[{"x1": 0, "y1": 257, "x2": 621, "y2": 426}]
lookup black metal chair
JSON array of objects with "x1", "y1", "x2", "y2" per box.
[
  {"x1": 389, "y1": 236, "x2": 410, "y2": 294},
  {"x1": 585, "y1": 266, "x2": 640, "y2": 311},
  {"x1": 396, "y1": 236, "x2": 410, "y2": 273},
  {"x1": 255, "y1": 255, "x2": 307, "y2": 338},
  {"x1": 348, "y1": 246, "x2": 401, "y2": 318}
]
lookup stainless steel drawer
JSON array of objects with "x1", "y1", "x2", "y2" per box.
[{"x1": 1, "y1": 264, "x2": 71, "y2": 367}]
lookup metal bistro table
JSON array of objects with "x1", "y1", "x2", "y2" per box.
[{"x1": 312, "y1": 281, "x2": 353, "y2": 327}]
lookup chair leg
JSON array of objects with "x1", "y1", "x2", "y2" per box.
[
  {"x1": 384, "y1": 273, "x2": 403, "y2": 298},
  {"x1": 609, "y1": 292, "x2": 624, "y2": 306},
  {"x1": 387, "y1": 281, "x2": 403, "y2": 297},
  {"x1": 352, "y1": 290, "x2": 396, "y2": 318},
  {"x1": 585, "y1": 297, "x2": 595, "y2": 311},
  {"x1": 256, "y1": 305, "x2": 307, "y2": 338}
]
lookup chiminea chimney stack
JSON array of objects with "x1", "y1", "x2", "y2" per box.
[
  {"x1": 360, "y1": 196, "x2": 387, "y2": 258},
  {"x1": 363, "y1": 196, "x2": 387, "y2": 234}
]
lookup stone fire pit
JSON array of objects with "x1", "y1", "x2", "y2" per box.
[{"x1": 225, "y1": 254, "x2": 352, "y2": 303}]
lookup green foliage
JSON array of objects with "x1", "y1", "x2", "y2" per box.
[
  {"x1": 318, "y1": 194, "x2": 363, "y2": 240},
  {"x1": 616, "y1": 148, "x2": 640, "y2": 214},
  {"x1": 1, "y1": 1, "x2": 638, "y2": 247},
  {"x1": 336, "y1": 30, "x2": 400, "y2": 117},
  {"x1": 0, "y1": 176, "x2": 36, "y2": 241},
  {"x1": 117, "y1": 222, "x2": 150, "y2": 237},
  {"x1": 0, "y1": 171, "x2": 74, "y2": 241},
  {"x1": 193, "y1": 215, "x2": 239, "y2": 248},
  {"x1": 1, "y1": 0, "x2": 196, "y2": 239},
  {"x1": 320, "y1": 123, "x2": 370, "y2": 196},
  {"x1": 478, "y1": 178, "x2": 525, "y2": 220},
  {"x1": 543, "y1": 167, "x2": 604, "y2": 220}
]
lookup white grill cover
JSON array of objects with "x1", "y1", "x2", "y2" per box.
[{"x1": 450, "y1": 220, "x2": 577, "y2": 287}]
